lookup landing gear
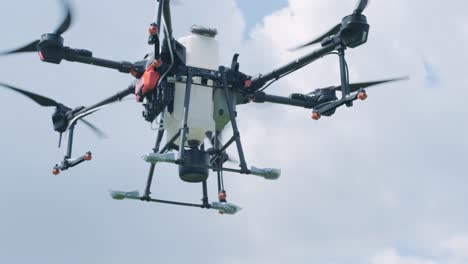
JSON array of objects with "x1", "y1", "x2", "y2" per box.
[
  {"x1": 52, "y1": 123, "x2": 94, "y2": 175},
  {"x1": 111, "y1": 66, "x2": 279, "y2": 215}
]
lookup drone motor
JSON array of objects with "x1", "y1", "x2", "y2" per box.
[
  {"x1": 37, "y1": 34, "x2": 65, "y2": 64},
  {"x1": 339, "y1": 14, "x2": 370, "y2": 48}
]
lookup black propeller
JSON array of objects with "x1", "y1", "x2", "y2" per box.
[
  {"x1": 306, "y1": 77, "x2": 409, "y2": 95},
  {"x1": 0, "y1": 82, "x2": 59, "y2": 107},
  {"x1": 0, "y1": 0, "x2": 73, "y2": 56},
  {"x1": 0, "y1": 82, "x2": 106, "y2": 138},
  {"x1": 354, "y1": 0, "x2": 369, "y2": 14},
  {"x1": 291, "y1": 0, "x2": 369, "y2": 50},
  {"x1": 291, "y1": 24, "x2": 341, "y2": 50}
]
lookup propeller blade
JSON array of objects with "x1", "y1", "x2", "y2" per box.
[
  {"x1": 0, "y1": 0, "x2": 73, "y2": 56},
  {"x1": 290, "y1": 0, "x2": 371, "y2": 51},
  {"x1": 80, "y1": 119, "x2": 107, "y2": 139},
  {"x1": 0, "y1": 40, "x2": 40, "y2": 55},
  {"x1": 306, "y1": 77, "x2": 408, "y2": 95},
  {"x1": 335, "y1": 77, "x2": 409, "y2": 93},
  {"x1": 354, "y1": 0, "x2": 369, "y2": 14},
  {"x1": 54, "y1": 0, "x2": 73, "y2": 35},
  {"x1": 290, "y1": 23, "x2": 341, "y2": 51},
  {"x1": 0, "y1": 82, "x2": 60, "y2": 107}
]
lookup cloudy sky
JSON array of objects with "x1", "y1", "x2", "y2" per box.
[{"x1": 0, "y1": 0, "x2": 467, "y2": 263}]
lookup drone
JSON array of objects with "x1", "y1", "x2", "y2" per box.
[{"x1": 0, "y1": 0, "x2": 406, "y2": 214}]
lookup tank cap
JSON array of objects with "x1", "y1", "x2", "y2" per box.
[{"x1": 191, "y1": 25, "x2": 218, "y2": 38}]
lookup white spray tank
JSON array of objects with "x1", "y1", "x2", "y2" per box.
[
  {"x1": 146, "y1": 27, "x2": 282, "y2": 183},
  {"x1": 163, "y1": 26, "x2": 219, "y2": 148}
]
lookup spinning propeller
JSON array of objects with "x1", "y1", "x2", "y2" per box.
[
  {"x1": 0, "y1": 82, "x2": 106, "y2": 139},
  {"x1": 306, "y1": 77, "x2": 409, "y2": 95},
  {"x1": 0, "y1": 0, "x2": 72, "y2": 56},
  {"x1": 292, "y1": 0, "x2": 369, "y2": 50}
]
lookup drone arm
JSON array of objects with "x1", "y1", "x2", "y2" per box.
[
  {"x1": 63, "y1": 48, "x2": 135, "y2": 74},
  {"x1": 84, "y1": 85, "x2": 135, "y2": 112},
  {"x1": 249, "y1": 43, "x2": 336, "y2": 90},
  {"x1": 251, "y1": 92, "x2": 316, "y2": 109},
  {"x1": 69, "y1": 85, "x2": 135, "y2": 125}
]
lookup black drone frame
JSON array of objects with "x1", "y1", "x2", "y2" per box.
[{"x1": 136, "y1": 0, "x2": 373, "y2": 209}]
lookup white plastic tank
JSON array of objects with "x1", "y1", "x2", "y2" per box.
[{"x1": 164, "y1": 26, "x2": 219, "y2": 147}]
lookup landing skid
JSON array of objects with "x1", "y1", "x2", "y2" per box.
[
  {"x1": 109, "y1": 65, "x2": 280, "y2": 215},
  {"x1": 109, "y1": 190, "x2": 242, "y2": 215}
]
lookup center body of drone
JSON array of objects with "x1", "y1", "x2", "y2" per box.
[{"x1": 157, "y1": 27, "x2": 233, "y2": 183}]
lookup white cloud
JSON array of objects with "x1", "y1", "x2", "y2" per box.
[
  {"x1": 370, "y1": 237, "x2": 468, "y2": 264},
  {"x1": 440, "y1": 236, "x2": 468, "y2": 260},
  {"x1": 371, "y1": 249, "x2": 437, "y2": 264}
]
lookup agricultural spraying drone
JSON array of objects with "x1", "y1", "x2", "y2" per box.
[{"x1": 0, "y1": 0, "x2": 406, "y2": 214}]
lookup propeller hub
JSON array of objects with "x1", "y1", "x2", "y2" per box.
[
  {"x1": 311, "y1": 88, "x2": 338, "y2": 116},
  {"x1": 37, "y1": 34, "x2": 65, "y2": 64},
  {"x1": 339, "y1": 14, "x2": 370, "y2": 48},
  {"x1": 52, "y1": 104, "x2": 71, "y2": 133}
]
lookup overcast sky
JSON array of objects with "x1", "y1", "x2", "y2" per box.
[{"x1": 0, "y1": 0, "x2": 467, "y2": 263}]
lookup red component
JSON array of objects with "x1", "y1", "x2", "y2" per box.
[
  {"x1": 244, "y1": 79, "x2": 252, "y2": 88},
  {"x1": 84, "y1": 152, "x2": 92, "y2": 161},
  {"x1": 135, "y1": 66, "x2": 161, "y2": 101},
  {"x1": 357, "y1": 92, "x2": 368, "y2": 101},
  {"x1": 218, "y1": 191, "x2": 227, "y2": 201},
  {"x1": 151, "y1": 60, "x2": 163, "y2": 69},
  {"x1": 130, "y1": 68, "x2": 138, "y2": 78},
  {"x1": 149, "y1": 25, "x2": 158, "y2": 36},
  {"x1": 39, "y1": 51, "x2": 45, "y2": 61},
  {"x1": 52, "y1": 168, "x2": 60, "y2": 175},
  {"x1": 312, "y1": 112, "x2": 321, "y2": 120}
]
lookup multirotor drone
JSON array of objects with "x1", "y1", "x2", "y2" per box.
[{"x1": 0, "y1": 0, "x2": 406, "y2": 214}]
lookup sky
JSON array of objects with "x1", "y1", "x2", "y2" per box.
[
  {"x1": 236, "y1": 0, "x2": 288, "y2": 37},
  {"x1": 0, "y1": 0, "x2": 468, "y2": 263}
]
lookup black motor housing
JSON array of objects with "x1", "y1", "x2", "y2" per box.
[
  {"x1": 37, "y1": 34, "x2": 65, "y2": 64},
  {"x1": 340, "y1": 14, "x2": 370, "y2": 48},
  {"x1": 314, "y1": 88, "x2": 338, "y2": 116},
  {"x1": 179, "y1": 148, "x2": 210, "y2": 183}
]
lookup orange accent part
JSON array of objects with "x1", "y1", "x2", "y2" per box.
[
  {"x1": 84, "y1": 153, "x2": 92, "y2": 161},
  {"x1": 135, "y1": 66, "x2": 161, "y2": 101},
  {"x1": 218, "y1": 192, "x2": 227, "y2": 200},
  {"x1": 312, "y1": 112, "x2": 321, "y2": 120},
  {"x1": 151, "y1": 60, "x2": 163, "y2": 68},
  {"x1": 244, "y1": 79, "x2": 252, "y2": 88},
  {"x1": 357, "y1": 92, "x2": 368, "y2": 101},
  {"x1": 130, "y1": 69, "x2": 138, "y2": 78},
  {"x1": 149, "y1": 25, "x2": 158, "y2": 36},
  {"x1": 52, "y1": 168, "x2": 60, "y2": 175}
]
